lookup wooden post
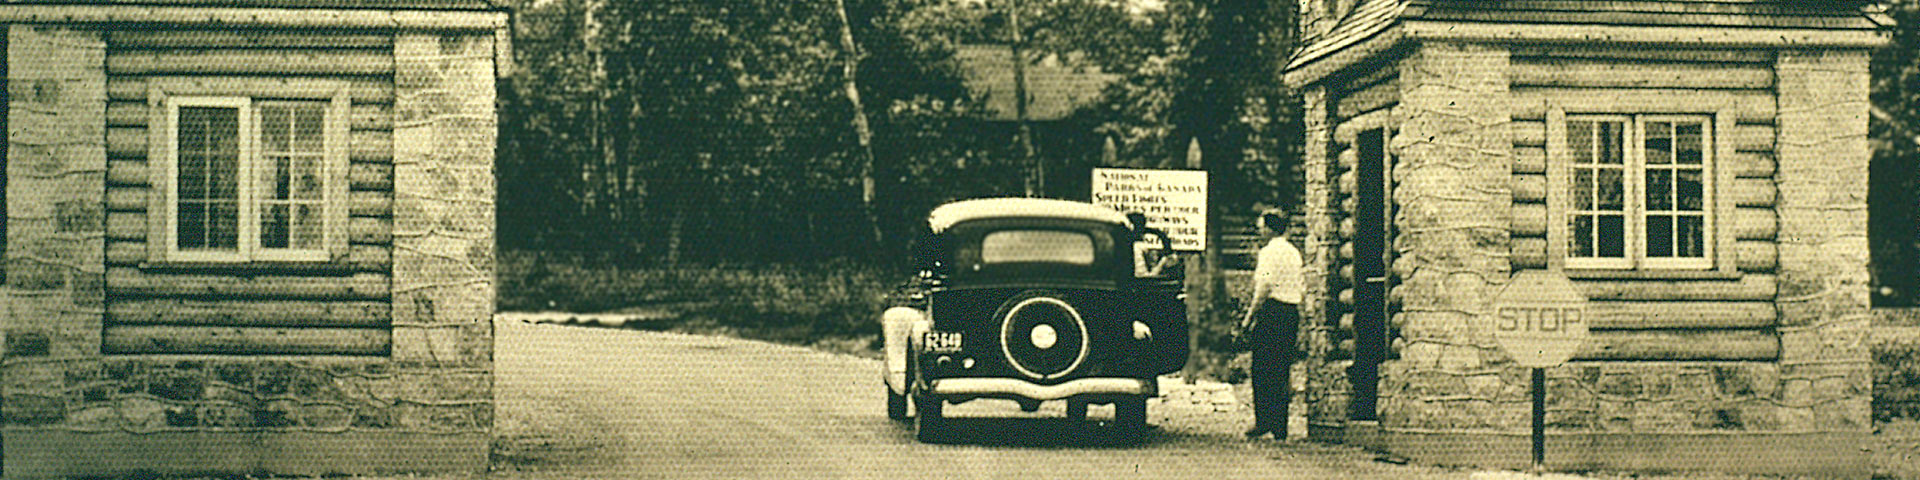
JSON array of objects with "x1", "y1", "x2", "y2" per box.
[
  {"x1": 1531, "y1": 367, "x2": 1546, "y2": 472},
  {"x1": 1007, "y1": 0, "x2": 1038, "y2": 196},
  {"x1": 1182, "y1": 138, "x2": 1214, "y2": 381}
]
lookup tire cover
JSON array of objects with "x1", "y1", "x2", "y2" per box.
[{"x1": 995, "y1": 291, "x2": 1089, "y2": 380}]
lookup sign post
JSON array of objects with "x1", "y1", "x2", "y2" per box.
[{"x1": 1490, "y1": 270, "x2": 1588, "y2": 472}]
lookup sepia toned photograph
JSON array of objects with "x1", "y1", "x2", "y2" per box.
[{"x1": 0, "y1": 0, "x2": 1917, "y2": 478}]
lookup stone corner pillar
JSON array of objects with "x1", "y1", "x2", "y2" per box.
[
  {"x1": 1382, "y1": 40, "x2": 1514, "y2": 431},
  {"x1": 389, "y1": 31, "x2": 499, "y2": 471},
  {"x1": 1773, "y1": 48, "x2": 1873, "y2": 435},
  {"x1": 4, "y1": 25, "x2": 108, "y2": 477},
  {"x1": 1298, "y1": 85, "x2": 1351, "y2": 430}
]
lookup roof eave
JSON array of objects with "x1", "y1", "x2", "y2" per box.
[
  {"x1": 1285, "y1": 20, "x2": 1890, "y2": 89},
  {"x1": 1284, "y1": 23, "x2": 1406, "y2": 90},
  {"x1": 1399, "y1": 19, "x2": 1890, "y2": 49},
  {"x1": 0, "y1": 4, "x2": 509, "y2": 30}
]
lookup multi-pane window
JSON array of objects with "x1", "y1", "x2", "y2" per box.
[
  {"x1": 174, "y1": 100, "x2": 245, "y2": 253},
  {"x1": 257, "y1": 102, "x2": 329, "y2": 251},
  {"x1": 1564, "y1": 115, "x2": 1713, "y2": 270},
  {"x1": 165, "y1": 96, "x2": 337, "y2": 262}
]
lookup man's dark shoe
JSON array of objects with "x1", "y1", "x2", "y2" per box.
[{"x1": 1243, "y1": 427, "x2": 1271, "y2": 438}]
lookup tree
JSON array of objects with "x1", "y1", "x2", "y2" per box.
[
  {"x1": 500, "y1": 0, "x2": 999, "y2": 264},
  {"x1": 1067, "y1": 0, "x2": 1300, "y2": 212},
  {"x1": 1872, "y1": 0, "x2": 1920, "y2": 305},
  {"x1": 494, "y1": 0, "x2": 1306, "y2": 267}
]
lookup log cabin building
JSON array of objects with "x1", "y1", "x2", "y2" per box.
[
  {"x1": 1285, "y1": 0, "x2": 1884, "y2": 476},
  {"x1": 0, "y1": 2, "x2": 505, "y2": 477}
]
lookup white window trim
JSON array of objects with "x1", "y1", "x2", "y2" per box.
[
  {"x1": 163, "y1": 96, "x2": 253, "y2": 263},
  {"x1": 1551, "y1": 111, "x2": 1720, "y2": 272},
  {"x1": 151, "y1": 89, "x2": 348, "y2": 264},
  {"x1": 1634, "y1": 114, "x2": 1714, "y2": 271},
  {"x1": 1562, "y1": 114, "x2": 1635, "y2": 271}
]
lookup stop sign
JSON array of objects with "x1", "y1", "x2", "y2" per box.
[{"x1": 1490, "y1": 270, "x2": 1589, "y2": 368}]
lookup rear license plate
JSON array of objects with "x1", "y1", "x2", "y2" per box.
[{"x1": 923, "y1": 331, "x2": 963, "y2": 353}]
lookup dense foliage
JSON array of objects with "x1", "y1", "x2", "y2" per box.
[
  {"x1": 1872, "y1": 0, "x2": 1920, "y2": 306},
  {"x1": 497, "y1": 0, "x2": 1301, "y2": 267},
  {"x1": 500, "y1": 0, "x2": 971, "y2": 265},
  {"x1": 498, "y1": 0, "x2": 1916, "y2": 295}
]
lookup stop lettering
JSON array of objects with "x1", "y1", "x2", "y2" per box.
[{"x1": 1489, "y1": 271, "x2": 1589, "y2": 368}]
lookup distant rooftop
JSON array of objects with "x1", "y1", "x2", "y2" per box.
[{"x1": 954, "y1": 44, "x2": 1120, "y2": 122}]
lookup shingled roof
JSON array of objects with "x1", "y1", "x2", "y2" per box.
[{"x1": 1288, "y1": 0, "x2": 1887, "y2": 81}]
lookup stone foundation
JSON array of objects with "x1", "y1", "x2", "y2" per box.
[
  {"x1": 1336, "y1": 421, "x2": 1866, "y2": 476},
  {"x1": 5, "y1": 430, "x2": 488, "y2": 478}
]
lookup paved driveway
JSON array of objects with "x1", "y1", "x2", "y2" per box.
[{"x1": 486, "y1": 316, "x2": 1521, "y2": 480}]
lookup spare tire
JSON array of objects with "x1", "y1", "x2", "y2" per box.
[{"x1": 994, "y1": 291, "x2": 1090, "y2": 381}]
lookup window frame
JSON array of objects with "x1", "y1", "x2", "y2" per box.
[
  {"x1": 1633, "y1": 114, "x2": 1715, "y2": 271},
  {"x1": 163, "y1": 96, "x2": 254, "y2": 263},
  {"x1": 1562, "y1": 114, "x2": 1635, "y2": 270},
  {"x1": 148, "y1": 85, "x2": 350, "y2": 266},
  {"x1": 1546, "y1": 107, "x2": 1735, "y2": 276}
]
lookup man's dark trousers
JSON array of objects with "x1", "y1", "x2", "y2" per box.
[{"x1": 1250, "y1": 301, "x2": 1300, "y2": 435}]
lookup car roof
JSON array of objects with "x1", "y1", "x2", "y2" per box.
[{"x1": 927, "y1": 197, "x2": 1132, "y2": 233}]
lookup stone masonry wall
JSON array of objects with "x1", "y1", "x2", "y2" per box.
[
  {"x1": 4, "y1": 23, "x2": 108, "y2": 428},
  {"x1": 391, "y1": 33, "x2": 496, "y2": 373},
  {"x1": 1540, "y1": 362, "x2": 1786, "y2": 432},
  {"x1": 1376, "y1": 41, "x2": 1518, "y2": 431},
  {"x1": 1298, "y1": 86, "x2": 1353, "y2": 429},
  {"x1": 1, "y1": 28, "x2": 496, "y2": 478},
  {"x1": 1773, "y1": 49, "x2": 1873, "y2": 433}
]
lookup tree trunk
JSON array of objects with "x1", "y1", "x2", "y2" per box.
[
  {"x1": 666, "y1": 202, "x2": 686, "y2": 266},
  {"x1": 832, "y1": 0, "x2": 884, "y2": 249}
]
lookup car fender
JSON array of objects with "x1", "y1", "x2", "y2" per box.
[{"x1": 881, "y1": 306, "x2": 926, "y2": 395}]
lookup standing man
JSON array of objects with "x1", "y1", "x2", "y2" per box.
[{"x1": 1242, "y1": 209, "x2": 1302, "y2": 440}]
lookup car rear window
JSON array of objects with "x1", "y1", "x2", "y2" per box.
[{"x1": 981, "y1": 230, "x2": 1096, "y2": 265}]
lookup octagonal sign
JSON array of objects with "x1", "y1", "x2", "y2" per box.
[{"x1": 1490, "y1": 270, "x2": 1589, "y2": 368}]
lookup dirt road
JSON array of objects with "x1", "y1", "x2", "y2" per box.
[{"x1": 487, "y1": 317, "x2": 1512, "y2": 480}]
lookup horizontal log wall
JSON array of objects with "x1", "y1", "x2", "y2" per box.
[
  {"x1": 1508, "y1": 46, "x2": 1778, "y2": 361},
  {"x1": 1323, "y1": 67, "x2": 1397, "y2": 361},
  {"x1": 100, "y1": 28, "x2": 395, "y2": 355}
]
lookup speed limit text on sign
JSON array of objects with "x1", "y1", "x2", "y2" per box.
[{"x1": 1490, "y1": 270, "x2": 1589, "y2": 368}]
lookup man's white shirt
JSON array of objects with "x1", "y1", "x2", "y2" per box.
[{"x1": 1252, "y1": 237, "x2": 1303, "y2": 305}]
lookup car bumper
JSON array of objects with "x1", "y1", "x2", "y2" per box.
[{"x1": 928, "y1": 377, "x2": 1153, "y2": 401}]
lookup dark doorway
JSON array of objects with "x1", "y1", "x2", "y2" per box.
[
  {"x1": 1, "y1": 28, "x2": 8, "y2": 287},
  {"x1": 1349, "y1": 127, "x2": 1390, "y2": 421}
]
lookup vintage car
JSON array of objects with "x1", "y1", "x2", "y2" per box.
[{"x1": 881, "y1": 197, "x2": 1188, "y2": 442}]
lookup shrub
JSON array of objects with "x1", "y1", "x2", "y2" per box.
[
  {"x1": 500, "y1": 248, "x2": 1267, "y2": 380},
  {"x1": 1876, "y1": 327, "x2": 1920, "y2": 421},
  {"x1": 500, "y1": 249, "x2": 898, "y2": 348}
]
